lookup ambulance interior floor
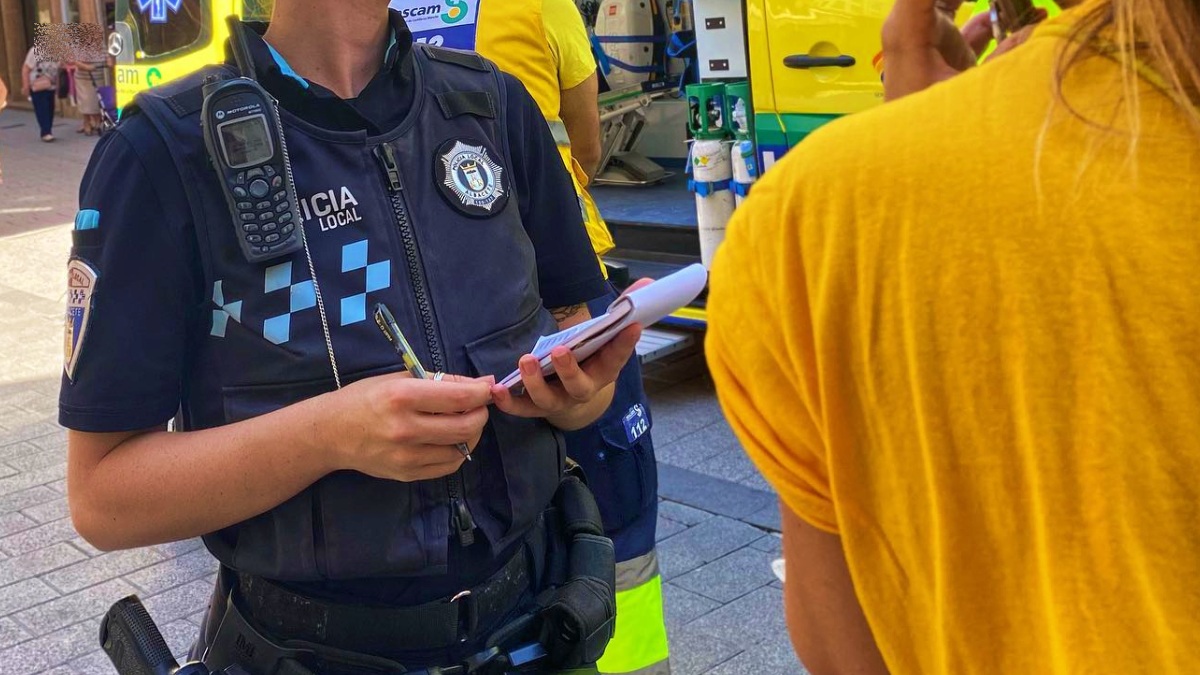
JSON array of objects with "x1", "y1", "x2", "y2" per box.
[
  {"x1": 0, "y1": 108, "x2": 805, "y2": 675},
  {"x1": 590, "y1": 171, "x2": 698, "y2": 229}
]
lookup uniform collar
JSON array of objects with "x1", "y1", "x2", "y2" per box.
[
  {"x1": 263, "y1": 27, "x2": 402, "y2": 90},
  {"x1": 242, "y1": 11, "x2": 412, "y2": 95}
]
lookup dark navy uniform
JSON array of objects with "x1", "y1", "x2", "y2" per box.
[{"x1": 61, "y1": 12, "x2": 609, "y2": 669}]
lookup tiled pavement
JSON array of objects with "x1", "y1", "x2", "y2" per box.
[{"x1": 0, "y1": 108, "x2": 805, "y2": 673}]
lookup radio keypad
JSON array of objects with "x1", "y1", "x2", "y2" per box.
[{"x1": 227, "y1": 165, "x2": 300, "y2": 256}]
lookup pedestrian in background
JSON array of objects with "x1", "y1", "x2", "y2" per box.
[
  {"x1": 72, "y1": 57, "x2": 108, "y2": 136},
  {"x1": 21, "y1": 46, "x2": 60, "y2": 142},
  {"x1": 707, "y1": 0, "x2": 1200, "y2": 672}
]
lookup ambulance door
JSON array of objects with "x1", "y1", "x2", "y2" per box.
[
  {"x1": 759, "y1": 0, "x2": 890, "y2": 115},
  {"x1": 747, "y1": 0, "x2": 890, "y2": 166}
]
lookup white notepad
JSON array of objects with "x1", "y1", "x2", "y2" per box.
[{"x1": 501, "y1": 263, "x2": 709, "y2": 391}]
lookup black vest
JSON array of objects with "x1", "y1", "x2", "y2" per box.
[{"x1": 132, "y1": 46, "x2": 564, "y2": 581}]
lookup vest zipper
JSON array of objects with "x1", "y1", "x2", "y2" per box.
[{"x1": 373, "y1": 142, "x2": 476, "y2": 548}]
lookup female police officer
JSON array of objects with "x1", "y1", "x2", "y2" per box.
[{"x1": 60, "y1": 1, "x2": 640, "y2": 672}]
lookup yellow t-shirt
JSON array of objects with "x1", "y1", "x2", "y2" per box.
[
  {"x1": 542, "y1": 0, "x2": 598, "y2": 91},
  {"x1": 706, "y1": 11, "x2": 1200, "y2": 675}
]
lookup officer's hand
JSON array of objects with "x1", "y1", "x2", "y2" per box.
[
  {"x1": 489, "y1": 323, "x2": 642, "y2": 420},
  {"x1": 329, "y1": 372, "x2": 492, "y2": 482}
]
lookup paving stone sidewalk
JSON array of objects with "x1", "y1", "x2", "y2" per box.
[{"x1": 0, "y1": 108, "x2": 805, "y2": 674}]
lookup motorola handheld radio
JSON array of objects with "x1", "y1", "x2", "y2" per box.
[{"x1": 202, "y1": 16, "x2": 303, "y2": 264}]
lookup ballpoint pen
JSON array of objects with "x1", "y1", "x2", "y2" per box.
[{"x1": 373, "y1": 303, "x2": 473, "y2": 461}]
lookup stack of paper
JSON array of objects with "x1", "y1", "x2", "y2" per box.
[{"x1": 501, "y1": 263, "x2": 708, "y2": 391}]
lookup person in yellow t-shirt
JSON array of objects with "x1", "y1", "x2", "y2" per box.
[
  {"x1": 706, "y1": 0, "x2": 1200, "y2": 673},
  {"x1": 476, "y1": 0, "x2": 617, "y2": 268},
  {"x1": 543, "y1": 0, "x2": 605, "y2": 182}
]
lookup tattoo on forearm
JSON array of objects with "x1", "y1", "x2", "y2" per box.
[{"x1": 550, "y1": 303, "x2": 586, "y2": 322}]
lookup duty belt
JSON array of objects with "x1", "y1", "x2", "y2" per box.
[{"x1": 235, "y1": 545, "x2": 530, "y2": 653}]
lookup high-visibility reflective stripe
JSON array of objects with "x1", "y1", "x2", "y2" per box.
[
  {"x1": 598, "y1": 551, "x2": 671, "y2": 674},
  {"x1": 548, "y1": 118, "x2": 572, "y2": 147},
  {"x1": 615, "y1": 549, "x2": 659, "y2": 591}
]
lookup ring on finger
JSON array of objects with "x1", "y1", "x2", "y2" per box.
[{"x1": 433, "y1": 372, "x2": 445, "y2": 382}]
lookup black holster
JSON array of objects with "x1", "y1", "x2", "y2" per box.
[{"x1": 533, "y1": 473, "x2": 617, "y2": 669}]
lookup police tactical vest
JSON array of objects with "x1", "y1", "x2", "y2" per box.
[{"x1": 130, "y1": 46, "x2": 565, "y2": 581}]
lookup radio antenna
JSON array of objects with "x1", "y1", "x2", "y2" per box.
[{"x1": 226, "y1": 15, "x2": 257, "y2": 80}]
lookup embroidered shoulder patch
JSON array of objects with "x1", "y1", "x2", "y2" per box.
[
  {"x1": 435, "y1": 138, "x2": 508, "y2": 217},
  {"x1": 64, "y1": 258, "x2": 99, "y2": 381}
]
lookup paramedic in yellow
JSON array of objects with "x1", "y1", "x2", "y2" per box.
[
  {"x1": 474, "y1": 2, "x2": 672, "y2": 674},
  {"x1": 478, "y1": 0, "x2": 615, "y2": 265},
  {"x1": 707, "y1": 0, "x2": 1200, "y2": 673}
]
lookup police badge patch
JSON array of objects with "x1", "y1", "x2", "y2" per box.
[
  {"x1": 434, "y1": 139, "x2": 508, "y2": 217},
  {"x1": 64, "y1": 258, "x2": 99, "y2": 381}
]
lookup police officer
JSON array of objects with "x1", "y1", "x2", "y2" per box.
[
  {"x1": 61, "y1": 2, "x2": 642, "y2": 672},
  {"x1": 394, "y1": 1, "x2": 670, "y2": 672}
]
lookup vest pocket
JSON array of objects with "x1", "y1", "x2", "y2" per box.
[{"x1": 462, "y1": 305, "x2": 564, "y2": 554}]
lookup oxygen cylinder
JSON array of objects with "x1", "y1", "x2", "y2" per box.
[
  {"x1": 730, "y1": 138, "x2": 756, "y2": 208},
  {"x1": 724, "y1": 82, "x2": 756, "y2": 207},
  {"x1": 691, "y1": 138, "x2": 735, "y2": 268}
]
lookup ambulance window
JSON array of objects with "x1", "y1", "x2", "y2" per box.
[{"x1": 130, "y1": 0, "x2": 208, "y2": 58}]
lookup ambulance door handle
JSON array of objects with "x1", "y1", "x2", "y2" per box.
[{"x1": 784, "y1": 54, "x2": 856, "y2": 69}]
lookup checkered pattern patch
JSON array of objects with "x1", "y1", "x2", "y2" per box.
[
  {"x1": 210, "y1": 281, "x2": 243, "y2": 338},
  {"x1": 262, "y1": 262, "x2": 317, "y2": 345},
  {"x1": 339, "y1": 240, "x2": 391, "y2": 326},
  {"x1": 209, "y1": 242, "x2": 392, "y2": 345}
]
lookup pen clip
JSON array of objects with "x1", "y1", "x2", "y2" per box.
[
  {"x1": 373, "y1": 303, "x2": 429, "y2": 379},
  {"x1": 373, "y1": 303, "x2": 403, "y2": 352}
]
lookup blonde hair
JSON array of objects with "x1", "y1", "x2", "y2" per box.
[{"x1": 1059, "y1": 0, "x2": 1200, "y2": 132}]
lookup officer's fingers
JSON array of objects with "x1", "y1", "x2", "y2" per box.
[
  {"x1": 440, "y1": 373, "x2": 497, "y2": 386},
  {"x1": 619, "y1": 277, "x2": 655, "y2": 297},
  {"x1": 399, "y1": 379, "x2": 493, "y2": 414},
  {"x1": 374, "y1": 370, "x2": 415, "y2": 382},
  {"x1": 549, "y1": 348, "x2": 595, "y2": 402},
  {"x1": 466, "y1": 421, "x2": 485, "y2": 451},
  {"x1": 579, "y1": 325, "x2": 641, "y2": 383},
  {"x1": 364, "y1": 445, "x2": 463, "y2": 481},
  {"x1": 407, "y1": 447, "x2": 467, "y2": 479},
  {"x1": 489, "y1": 382, "x2": 553, "y2": 419},
  {"x1": 511, "y1": 354, "x2": 571, "y2": 412},
  {"x1": 413, "y1": 406, "x2": 489, "y2": 446}
]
